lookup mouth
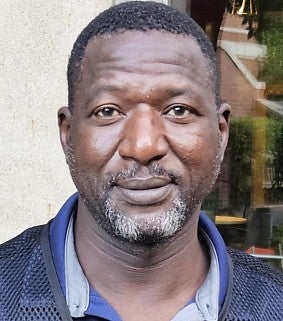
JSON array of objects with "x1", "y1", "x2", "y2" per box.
[{"x1": 113, "y1": 176, "x2": 175, "y2": 206}]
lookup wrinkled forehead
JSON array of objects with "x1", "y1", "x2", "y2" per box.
[
  {"x1": 88, "y1": 30, "x2": 202, "y2": 58},
  {"x1": 81, "y1": 30, "x2": 212, "y2": 84}
]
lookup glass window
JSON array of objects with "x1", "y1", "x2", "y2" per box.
[{"x1": 181, "y1": 0, "x2": 283, "y2": 271}]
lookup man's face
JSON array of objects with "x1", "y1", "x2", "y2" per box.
[{"x1": 59, "y1": 30, "x2": 229, "y2": 243}]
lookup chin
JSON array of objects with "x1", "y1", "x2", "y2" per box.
[{"x1": 101, "y1": 197, "x2": 193, "y2": 244}]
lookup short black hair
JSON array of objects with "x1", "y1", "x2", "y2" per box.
[{"x1": 67, "y1": 1, "x2": 220, "y2": 111}]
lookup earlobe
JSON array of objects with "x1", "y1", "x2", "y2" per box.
[
  {"x1": 218, "y1": 103, "x2": 231, "y2": 160},
  {"x1": 219, "y1": 103, "x2": 230, "y2": 124},
  {"x1": 58, "y1": 106, "x2": 72, "y2": 154}
]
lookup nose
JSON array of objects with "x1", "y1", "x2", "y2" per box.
[{"x1": 118, "y1": 107, "x2": 169, "y2": 165}]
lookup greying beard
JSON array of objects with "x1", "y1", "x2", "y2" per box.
[
  {"x1": 103, "y1": 197, "x2": 188, "y2": 243},
  {"x1": 79, "y1": 172, "x2": 194, "y2": 244}
]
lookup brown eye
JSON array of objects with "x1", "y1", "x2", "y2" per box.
[
  {"x1": 166, "y1": 106, "x2": 191, "y2": 117},
  {"x1": 95, "y1": 107, "x2": 120, "y2": 118}
]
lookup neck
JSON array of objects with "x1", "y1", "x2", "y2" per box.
[{"x1": 74, "y1": 198, "x2": 209, "y2": 312}]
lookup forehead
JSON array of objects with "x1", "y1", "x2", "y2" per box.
[
  {"x1": 73, "y1": 30, "x2": 216, "y2": 110},
  {"x1": 82, "y1": 30, "x2": 211, "y2": 81}
]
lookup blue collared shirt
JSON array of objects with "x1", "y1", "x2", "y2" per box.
[{"x1": 49, "y1": 193, "x2": 229, "y2": 320}]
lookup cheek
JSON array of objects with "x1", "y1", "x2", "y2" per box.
[
  {"x1": 69, "y1": 124, "x2": 120, "y2": 171},
  {"x1": 167, "y1": 124, "x2": 220, "y2": 166}
]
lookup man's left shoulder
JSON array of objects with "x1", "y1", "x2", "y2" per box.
[
  {"x1": 226, "y1": 247, "x2": 283, "y2": 320},
  {"x1": 228, "y1": 247, "x2": 283, "y2": 283}
]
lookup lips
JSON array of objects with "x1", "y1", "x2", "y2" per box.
[{"x1": 113, "y1": 176, "x2": 174, "y2": 206}]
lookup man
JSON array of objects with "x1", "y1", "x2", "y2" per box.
[{"x1": 0, "y1": 1, "x2": 282, "y2": 321}]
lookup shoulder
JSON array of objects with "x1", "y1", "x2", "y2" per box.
[
  {"x1": 0, "y1": 224, "x2": 70, "y2": 320},
  {"x1": 0, "y1": 225, "x2": 46, "y2": 279},
  {"x1": 227, "y1": 247, "x2": 283, "y2": 285},
  {"x1": 226, "y1": 247, "x2": 283, "y2": 320},
  {"x1": 0, "y1": 225, "x2": 45, "y2": 255},
  {"x1": 0, "y1": 225, "x2": 49, "y2": 319}
]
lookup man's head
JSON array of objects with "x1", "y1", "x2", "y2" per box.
[
  {"x1": 67, "y1": 1, "x2": 221, "y2": 112},
  {"x1": 59, "y1": 1, "x2": 230, "y2": 244}
]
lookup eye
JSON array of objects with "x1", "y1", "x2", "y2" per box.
[
  {"x1": 94, "y1": 106, "x2": 121, "y2": 118},
  {"x1": 165, "y1": 105, "x2": 191, "y2": 117}
]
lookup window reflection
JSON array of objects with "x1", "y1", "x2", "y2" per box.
[{"x1": 184, "y1": 0, "x2": 283, "y2": 270}]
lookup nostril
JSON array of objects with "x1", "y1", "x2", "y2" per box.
[
  {"x1": 136, "y1": 154, "x2": 166, "y2": 167},
  {"x1": 118, "y1": 136, "x2": 168, "y2": 165},
  {"x1": 149, "y1": 155, "x2": 164, "y2": 163}
]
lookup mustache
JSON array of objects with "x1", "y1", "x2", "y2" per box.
[
  {"x1": 65, "y1": 144, "x2": 179, "y2": 187},
  {"x1": 107, "y1": 164, "x2": 179, "y2": 187}
]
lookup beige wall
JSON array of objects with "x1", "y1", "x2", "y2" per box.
[
  {"x1": 0, "y1": 0, "x2": 170, "y2": 244},
  {"x1": 0, "y1": 0, "x2": 114, "y2": 243}
]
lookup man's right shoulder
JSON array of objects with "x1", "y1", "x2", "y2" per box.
[{"x1": 0, "y1": 225, "x2": 45, "y2": 267}]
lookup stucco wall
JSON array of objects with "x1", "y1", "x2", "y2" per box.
[
  {"x1": 0, "y1": 0, "x2": 171, "y2": 244},
  {"x1": 0, "y1": 0, "x2": 114, "y2": 243}
]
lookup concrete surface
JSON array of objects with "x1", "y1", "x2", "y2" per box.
[{"x1": 0, "y1": 0, "x2": 113, "y2": 243}]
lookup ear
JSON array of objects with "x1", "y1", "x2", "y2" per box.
[
  {"x1": 58, "y1": 106, "x2": 72, "y2": 155},
  {"x1": 217, "y1": 102, "x2": 230, "y2": 161}
]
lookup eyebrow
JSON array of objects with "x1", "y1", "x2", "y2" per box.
[
  {"x1": 89, "y1": 84, "x2": 121, "y2": 97},
  {"x1": 166, "y1": 87, "x2": 189, "y2": 97},
  {"x1": 85, "y1": 78, "x2": 200, "y2": 110},
  {"x1": 89, "y1": 84, "x2": 191, "y2": 97}
]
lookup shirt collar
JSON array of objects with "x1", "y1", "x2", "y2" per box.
[
  {"x1": 49, "y1": 194, "x2": 229, "y2": 320},
  {"x1": 65, "y1": 214, "x2": 89, "y2": 317}
]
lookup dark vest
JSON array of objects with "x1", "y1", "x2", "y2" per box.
[{"x1": 0, "y1": 223, "x2": 282, "y2": 320}]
